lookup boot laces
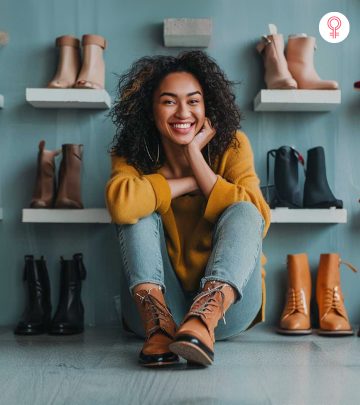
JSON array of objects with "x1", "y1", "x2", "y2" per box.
[
  {"x1": 282, "y1": 288, "x2": 308, "y2": 319},
  {"x1": 321, "y1": 258, "x2": 357, "y2": 321},
  {"x1": 188, "y1": 286, "x2": 227, "y2": 325},
  {"x1": 135, "y1": 288, "x2": 174, "y2": 339}
]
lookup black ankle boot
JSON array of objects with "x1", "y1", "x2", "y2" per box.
[
  {"x1": 303, "y1": 146, "x2": 343, "y2": 208},
  {"x1": 265, "y1": 146, "x2": 305, "y2": 208},
  {"x1": 49, "y1": 253, "x2": 87, "y2": 335},
  {"x1": 14, "y1": 255, "x2": 52, "y2": 335}
]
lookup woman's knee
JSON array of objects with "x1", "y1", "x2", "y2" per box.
[{"x1": 218, "y1": 202, "x2": 264, "y2": 230}]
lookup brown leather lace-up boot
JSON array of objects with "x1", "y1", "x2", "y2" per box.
[
  {"x1": 278, "y1": 253, "x2": 312, "y2": 335},
  {"x1": 169, "y1": 281, "x2": 236, "y2": 366},
  {"x1": 133, "y1": 286, "x2": 179, "y2": 367},
  {"x1": 55, "y1": 144, "x2": 84, "y2": 209},
  {"x1": 316, "y1": 253, "x2": 357, "y2": 336},
  {"x1": 30, "y1": 140, "x2": 61, "y2": 208}
]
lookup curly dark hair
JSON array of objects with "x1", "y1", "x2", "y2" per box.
[{"x1": 109, "y1": 50, "x2": 242, "y2": 174}]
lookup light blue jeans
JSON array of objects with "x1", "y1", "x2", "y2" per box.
[{"x1": 116, "y1": 201, "x2": 264, "y2": 341}]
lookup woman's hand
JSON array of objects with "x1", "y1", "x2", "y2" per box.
[{"x1": 187, "y1": 117, "x2": 216, "y2": 153}]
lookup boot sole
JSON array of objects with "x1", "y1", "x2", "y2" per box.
[
  {"x1": 141, "y1": 360, "x2": 179, "y2": 367},
  {"x1": 276, "y1": 328, "x2": 312, "y2": 335},
  {"x1": 318, "y1": 329, "x2": 354, "y2": 336},
  {"x1": 169, "y1": 341, "x2": 213, "y2": 366}
]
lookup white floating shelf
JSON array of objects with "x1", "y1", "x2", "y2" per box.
[
  {"x1": 271, "y1": 208, "x2": 347, "y2": 223},
  {"x1": 0, "y1": 208, "x2": 3, "y2": 221},
  {"x1": 26, "y1": 88, "x2": 111, "y2": 109},
  {"x1": 254, "y1": 90, "x2": 341, "y2": 111},
  {"x1": 22, "y1": 208, "x2": 111, "y2": 223},
  {"x1": 164, "y1": 18, "x2": 212, "y2": 47},
  {"x1": 0, "y1": 95, "x2": 4, "y2": 108}
]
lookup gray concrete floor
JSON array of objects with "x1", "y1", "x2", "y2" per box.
[{"x1": 0, "y1": 324, "x2": 360, "y2": 405}]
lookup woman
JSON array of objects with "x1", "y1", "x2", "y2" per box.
[{"x1": 106, "y1": 51, "x2": 270, "y2": 367}]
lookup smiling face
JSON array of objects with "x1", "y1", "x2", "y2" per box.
[{"x1": 152, "y1": 71, "x2": 206, "y2": 146}]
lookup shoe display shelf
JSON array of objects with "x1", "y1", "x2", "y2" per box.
[
  {"x1": 0, "y1": 94, "x2": 4, "y2": 108},
  {"x1": 254, "y1": 90, "x2": 341, "y2": 112},
  {"x1": 22, "y1": 207, "x2": 346, "y2": 224},
  {"x1": 271, "y1": 207, "x2": 347, "y2": 223},
  {"x1": 26, "y1": 88, "x2": 111, "y2": 109},
  {"x1": 22, "y1": 208, "x2": 111, "y2": 223}
]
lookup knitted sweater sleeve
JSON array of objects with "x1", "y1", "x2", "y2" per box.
[
  {"x1": 203, "y1": 131, "x2": 271, "y2": 236},
  {"x1": 105, "y1": 156, "x2": 171, "y2": 224}
]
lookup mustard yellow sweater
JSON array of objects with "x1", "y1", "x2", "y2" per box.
[{"x1": 106, "y1": 131, "x2": 271, "y2": 322}]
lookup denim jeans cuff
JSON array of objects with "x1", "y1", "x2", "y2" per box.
[
  {"x1": 129, "y1": 280, "x2": 166, "y2": 296},
  {"x1": 200, "y1": 276, "x2": 241, "y2": 303}
]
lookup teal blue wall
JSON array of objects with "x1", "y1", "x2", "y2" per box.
[{"x1": 0, "y1": 0, "x2": 359, "y2": 326}]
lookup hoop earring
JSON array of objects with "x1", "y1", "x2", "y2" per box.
[{"x1": 143, "y1": 137, "x2": 160, "y2": 165}]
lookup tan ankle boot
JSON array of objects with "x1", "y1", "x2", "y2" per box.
[
  {"x1": 286, "y1": 36, "x2": 339, "y2": 89},
  {"x1": 30, "y1": 140, "x2": 61, "y2": 208},
  {"x1": 75, "y1": 34, "x2": 106, "y2": 89},
  {"x1": 169, "y1": 281, "x2": 236, "y2": 366},
  {"x1": 47, "y1": 35, "x2": 81, "y2": 89},
  {"x1": 256, "y1": 34, "x2": 297, "y2": 89},
  {"x1": 316, "y1": 254, "x2": 356, "y2": 335},
  {"x1": 54, "y1": 144, "x2": 84, "y2": 209},
  {"x1": 278, "y1": 253, "x2": 312, "y2": 335},
  {"x1": 133, "y1": 286, "x2": 179, "y2": 367}
]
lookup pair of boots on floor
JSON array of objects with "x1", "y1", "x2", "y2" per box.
[
  {"x1": 131, "y1": 280, "x2": 236, "y2": 367},
  {"x1": 31, "y1": 140, "x2": 83, "y2": 209},
  {"x1": 265, "y1": 145, "x2": 342, "y2": 209},
  {"x1": 278, "y1": 253, "x2": 357, "y2": 336},
  {"x1": 15, "y1": 254, "x2": 87, "y2": 335},
  {"x1": 257, "y1": 30, "x2": 338, "y2": 90},
  {"x1": 48, "y1": 34, "x2": 106, "y2": 90}
]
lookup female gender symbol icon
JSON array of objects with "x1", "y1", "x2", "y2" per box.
[{"x1": 327, "y1": 16, "x2": 341, "y2": 38}]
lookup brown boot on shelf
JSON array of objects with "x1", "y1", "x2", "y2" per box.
[
  {"x1": 47, "y1": 35, "x2": 81, "y2": 89},
  {"x1": 256, "y1": 34, "x2": 298, "y2": 89},
  {"x1": 286, "y1": 36, "x2": 339, "y2": 90},
  {"x1": 316, "y1": 253, "x2": 357, "y2": 336},
  {"x1": 74, "y1": 34, "x2": 106, "y2": 89},
  {"x1": 30, "y1": 140, "x2": 61, "y2": 208},
  {"x1": 169, "y1": 281, "x2": 236, "y2": 366},
  {"x1": 277, "y1": 253, "x2": 312, "y2": 335},
  {"x1": 54, "y1": 144, "x2": 84, "y2": 209},
  {"x1": 133, "y1": 284, "x2": 179, "y2": 367}
]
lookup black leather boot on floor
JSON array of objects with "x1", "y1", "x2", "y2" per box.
[
  {"x1": 303, "y1": 146, "x2": 343, "y2": 208},
  {"x1": 265, "y1": 146, "x2": 305, "y2": 208},
  {"x1": 49, "y1": 253, "x2": 87, "y2": 335},
  {"x1": 14, "y1": 255, "x2": 52, "y2": 335}
]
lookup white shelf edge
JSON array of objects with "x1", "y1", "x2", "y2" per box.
[
  {"x1": 254, "y1": 89, "x2": 341, "y2": 112},
  {"x1": 22, "y1": 208, "x2": 111, "y2": 223},
  {"x1": 270, "y1": 208, "x2": 347, "y2": 223},
  {"x1": 26, "y1": 88, "x2": 111, "y2": 109},
  {"x1": 0, "y1": 95, "x2": 4, "y2": 108},
  {"x1": 0, "y1": 208, "x2": 3, "y2": 221}
]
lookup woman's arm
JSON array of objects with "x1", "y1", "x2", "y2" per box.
[{"x1": 167, "y1": 177, "x2": 199, "y2": 199}]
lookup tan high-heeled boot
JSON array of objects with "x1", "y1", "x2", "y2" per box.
[
  {"x1": 74, "y1": 34, "x2": 106, "y2": 89},
  {"x1": 30, "y1": 140, "x2": 61, "y2": 208},
  {"x1": 286, "y1": 36, "x2": 339, "y2": 90},
  {"x1": 47, "y1": 35, "x2": 81, "y2": 89},
  {"x1": 256, "y1": 34, "x2": 297, "y2": 89},
  {"x1": 133, "y1": 285, "x2": 179, "y2": 367},
  {"x1": 169, "y1": 281, "x2": 236, "y2": 366},
  {"x1": 278, "y1": 253, "x2": 312, "y2": 335},
  {"x1": 316, "y1": 253, "x2": 357, "y2": 335},
  {"x1": 54, "y1": 144, "x2": 84, "y2": 209}
]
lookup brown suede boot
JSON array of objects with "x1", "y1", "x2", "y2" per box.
[
  {"x1": 54, "y1": 144, "x2": 84, "y2": 209},
  {"x1": 133, "y1": 286, "x2": 179, "y2": 367},
  {"x1": 30, "y1": 140, "x2": 61, "y2": 208},
  {"x1": 316, "y1": 253, "x2": 356, "y2": 336},
  {"x1": 278, "y1": 253, "x2": 312, "y2": 335},
  {"x1": 169, "y1": 281, "x2": 236, "y2": 366},
  {"x1": 47, "y1": 35, "x2": 81, "y2": 89},
  {"x1": 75, "y1": 34, "x2": 106, "y2": 89},
  {"x1": 286, "y1": 36, "x2": 339, "y2": 89},
  {"x1": 256, "y1": 34, "x2": 298, "y2": 89}
]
